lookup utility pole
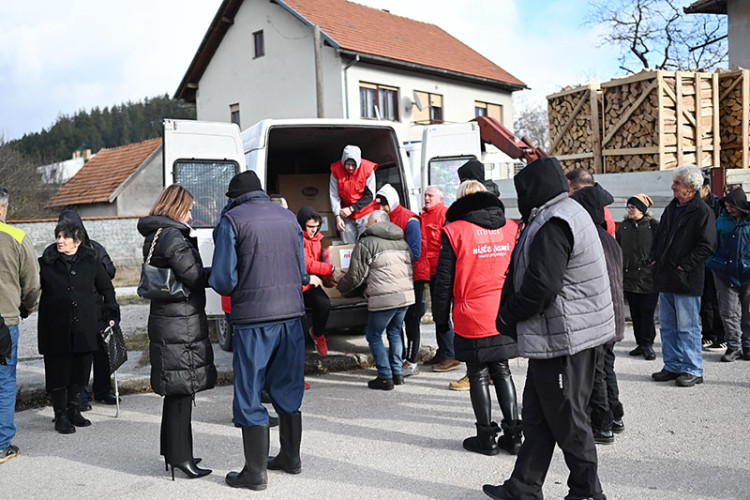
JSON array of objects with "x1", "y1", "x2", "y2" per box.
[{"x1": 314, "y1": 25, "x2": 325, "y2": 118}]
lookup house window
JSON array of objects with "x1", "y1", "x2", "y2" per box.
[
  {"x1": 475, "y1": 101, "x2": 503, "y2": 122},
  {"x1": 253, "y1": 30, "x2": 265, "y2": 58},
  {"x1": 230, "y1": 103, "x2": 240, "y2": 127},
  {"x1": 413, "y1": 91, "x2": 443, "y2": 124},
  {"x1": 359, "y1": 82, "x2": 399, "y2": 121}
]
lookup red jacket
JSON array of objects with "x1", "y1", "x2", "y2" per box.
[
  {"x1": 302, "y1": 230, "x2": 333, "y2": 292},
  {"x1": 605, "y1": 206, "x2": 615, "y2": 236},
  {"x1": 415, "y1": 202, "x2": 448, "y2": 280},
  {"x1": 331, "y1": 159, "x2": 378, "y2": 220},
  {"x1": 443, "y1": 219, "x2": 517, "y2": 339}
]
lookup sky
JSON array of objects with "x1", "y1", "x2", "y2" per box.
[{"x1": 0, "y1": 0, "x2": 622, "y2": 142}]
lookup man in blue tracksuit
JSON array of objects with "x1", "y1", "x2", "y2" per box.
[{"x1": 209, "y1": 170, "x2": 308, "y2": 491}]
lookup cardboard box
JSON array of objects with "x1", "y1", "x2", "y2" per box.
[
  {"x1": 318, "y1": 211, "x2": 339, "y2": 238},
  {"x1": 322, "y1": 243, "x2": 355, "y2": 299},
  {"x1": 278, "y1": 174, "x2": 331, "y2": 214}
]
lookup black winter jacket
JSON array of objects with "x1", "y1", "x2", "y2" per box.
[
  {"x1": 650, "y1": 195, "x2": 716, "y2": 296},
  {"x1": 138, "y1": 216, "x2": 216, "y2": 396},
  {"x1": 616, "y1": 215, "x2": 658, "y2": 294},
  {"x1": 37, "y1": 244, "x2": 119, "y2": 355},
  {"x1": 58, "y1": 210, "x2": 116, "y2": 279},
  {"x1": 432, "y1": 191, "x2": 518, "y2": 362}
]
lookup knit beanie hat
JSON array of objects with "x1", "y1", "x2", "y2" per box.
[
  {"x1": 627, "y1": 193, "x2": 653, "y2": 215},
  {"x1": 226, "y1": 170, "x2": 263, "y2": 198}
]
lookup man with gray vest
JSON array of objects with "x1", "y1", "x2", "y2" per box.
[
  {"x1": 210, "y1": 171, "x2": 309, "y2": 490},
  {"x1": 483, "y1": 158, "x2": 614, "y2": 500},
  {"x1": 0, "y1": 186, "x2": 41, "y2": 464}
]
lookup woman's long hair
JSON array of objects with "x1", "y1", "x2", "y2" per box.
[{"x1": 149, "y1": 184, "x2": 194, "y2": 221}]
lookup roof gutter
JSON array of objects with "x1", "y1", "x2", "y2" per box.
[
  {"x1": 337, "y1": 49, "x2": 527, "y2": 92},
  {"x1": 684, "y1": 0, "x2": 727, "y2": 14},
  {"x1": 343, "y1": 55, "x2": 360, "y2": 119}
]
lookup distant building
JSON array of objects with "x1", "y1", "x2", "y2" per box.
[
  {"x1": 174, "y1": 0, "x2": 526, "y2": 143},
  {"x1": 47, "y1": 138, "x2": 163, "y2": 217},
  {"x1": 685, "y1": 0, "x2": 750, "y2": 69},
  {"x1": 36, "y1": 150, "x2": 92, "y2": 184}
]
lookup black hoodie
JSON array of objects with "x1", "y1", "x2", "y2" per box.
[
  {"x1": 457, "y1": 159, "x2": 500, "y2": 197},
  {"x1": 57, "y1": 209, "x2": 116, "y2": 279},
  {"x1": 497, "y1": 157, "x2": 575, "y2": 333}
]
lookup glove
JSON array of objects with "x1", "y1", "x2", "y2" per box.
[
  {"x1": 19, "y1": 305, "x2": 29, "y2": 319},
  {"x1": 0, "y1": 322, "x2": 11, "y2": 366}
]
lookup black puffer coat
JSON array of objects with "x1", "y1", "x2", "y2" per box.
[
  {"x1": 616, "y1": 214, "x2": 658, "y2": 294},
  {"x1": 38, "y1": 244, "x2": 119, "y2": 355},
  {"x1": 137, "y1": 216, "x2": 216, "y2": 396}
]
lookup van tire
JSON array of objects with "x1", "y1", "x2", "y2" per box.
[{"x1": 216, "y1": 317, "x2": 233, "y2": 352}]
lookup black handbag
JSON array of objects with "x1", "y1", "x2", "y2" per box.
[
  {"x1": 137, "y1": 227, "x2": 191, "y2": 301},
  {"x1": 101, "y1": 322, "x2": 127, "y2": 374}
]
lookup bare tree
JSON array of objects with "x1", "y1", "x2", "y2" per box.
[
  {"x1": 588, "y1": 0, "x2": 727, "y2": 74},
  {"x1": 0, "y1": 139, "x2": 60, "y2": 220},
  {"x1": 514, "y1": 105, "x2": 549, "y2": 151}
]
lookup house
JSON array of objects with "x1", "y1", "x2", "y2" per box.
[
  {"x1": 174, "y1": 0, "x2": 526, "y2": 144},
  {"x1": 47, "y1": 138, "x2": 163, "y2": 217},
  {"x1": 685, "y1": 0, "x2": 750, "y2": 69}
]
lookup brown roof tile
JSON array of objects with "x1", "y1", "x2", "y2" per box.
[{"x1": 48, "y1": 138, "x2": 162, "y2": 208}]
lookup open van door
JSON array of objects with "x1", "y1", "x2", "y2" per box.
[
  {"x1": 162, "y1": 119, "x2": 244, "y2": 327},
  {"x1": 420, "y1": 122, "x2": 482, "y2": 206}
]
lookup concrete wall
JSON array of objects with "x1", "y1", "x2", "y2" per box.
[
  {"x1": 729, "y1": 0, "x2": 750, "y2": 69},
  {"x1": 13, "y1": 217, "x2": 144, "y2": 268}
]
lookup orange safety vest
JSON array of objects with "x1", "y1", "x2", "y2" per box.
[
  {"x1": 330, "y1": 159, "x2": 378, "y2": 220},
  {"x1": 443, "y1": 219, "x2": 518, "y2": 339}
]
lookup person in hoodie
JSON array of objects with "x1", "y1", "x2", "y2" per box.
[
  {"x1": 699, "y1": 175, "x2": 726, "y2": 352},
  {"x1": 432, "y1": 180, "x2": 521, "y2": 457},
  {"x1": 570, "y1": 185, "x2": 626, "y2": 445},
  {"x1": 210, "y1": 171, "x2": 308, "y2": 490},
  {"x1": 329, "y1": 145, "x2": 378, "y2": 244},
  {"x1": 57, "y1": 210, "x2": 118, "y2": 408},
  {"x1": 374, "y1": 184, "x2": 428, "y2": 374},
  {"x1": 458, "y1": 159, "x2": 500, "y2": 197},
  {"x1": 137, "y1": 184, "x2": 216, "y2": 480},
  {"x1": 336, "y1": 210, "x2": 415, "y2": 390},
  {"x1": 483, "y1": 157, "x2": 614, "y2": 500},
  {"x1": 707, "y1": 187, "x2": 750, "y2": 362},
  {"x1": 296, "y1": 206, "x2": 344, "y2": 356},
  {"x1": 566, "y1": 168, "x2": 616, "y2": 236}
]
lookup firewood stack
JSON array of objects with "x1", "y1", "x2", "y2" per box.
[
  {"x1": 547, "y1": 82, "x2": 602, "y2": 173},
  {"x1": 718, "y1": 68, "x2": 750, "y2": 170}
]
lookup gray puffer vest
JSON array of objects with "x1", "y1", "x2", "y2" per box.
[{"x1": 514, "y1": 195, "x2": 615, "y2": 359}]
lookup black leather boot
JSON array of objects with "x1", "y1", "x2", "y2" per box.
[
  {"x1": 268, "y1": 412, "x2": 302, "y2": 474},
  {"x1": 67, "y1": 385, "x2": 91, "y2": 427},
  {"x1": 51, "y1": 389, "x2": 75, "y2": 434},
  {"x1": 463, "y1": 422, "x2": 500, "y2": 455},
  {"x1": 226, "y1": 425, "x2": 269, "y2": 490},
  {"x1": 496, "y1": 419, "x2": 523, "y2": 455},
  {"x1": 463, "y1": 372, "x2": 499, "y2": 455}
]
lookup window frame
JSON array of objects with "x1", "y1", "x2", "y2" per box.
[
  {"x1": 230, "y1": 103, "x2": 240, "y2": 128},
  {"x1": 253, "y1": 30, "x2": 265, "y2": 58},
  {"x1": 474, "y1": 100, "x2": 503, "y2": 122},
  {"x1": 359, "y1": 82, "x2": 400, "y2": 122},
  {"x1": 413, "y1": 90, "x2": 444, "y2": 125}
]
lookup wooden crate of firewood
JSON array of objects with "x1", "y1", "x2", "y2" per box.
[
  {"x1": 601, "y1": 70, "x2": 720, "y2": 172},
  {"x1": 718, "y1": 68, "x2": 750, "y2": 169},
  {"x1": 547, "y1": 82, "x2": 603, "y2": 173}
]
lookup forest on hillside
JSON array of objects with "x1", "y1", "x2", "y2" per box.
[{"x1": 11, "y1": 95, "x2": 196, "y2": 165}]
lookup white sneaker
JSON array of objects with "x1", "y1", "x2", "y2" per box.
[{"x1": 403, "y1": 361, "x2": 420, "y2": 377}]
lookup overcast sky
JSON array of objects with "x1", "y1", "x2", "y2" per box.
[{"x1": 0, "y1": 0, "x2": 621, "y2": 141}]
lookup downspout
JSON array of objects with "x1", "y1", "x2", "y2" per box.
[{"x1": 343, "y1": 54, "x2": 360, "y2": 119}]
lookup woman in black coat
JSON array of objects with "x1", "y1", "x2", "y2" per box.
[
  {"x1": 137, "y1": 184, "x2": 217, "y2": 480},
  {"x1": 38, "y1": 221, "x2": 120, "y2": 434}
]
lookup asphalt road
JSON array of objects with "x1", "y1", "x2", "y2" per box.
[{"x1": 5, "y1": 307, "x2": 750, "y2": 499}]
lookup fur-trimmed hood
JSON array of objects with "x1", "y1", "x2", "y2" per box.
[{"x1": 446, "y1": 191, "x2": 506, "y2": 230}]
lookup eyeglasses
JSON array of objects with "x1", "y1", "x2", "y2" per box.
[
  {"x1": 305, "y1": 224, "x2": 320, "y2": 229},
  {"x1": 626, "y1": 205, "x2": 637, "y2": 211}
]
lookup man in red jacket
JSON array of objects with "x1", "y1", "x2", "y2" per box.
[{"x1": 330, "y1": 145, "x2": 378, "y2": 244}]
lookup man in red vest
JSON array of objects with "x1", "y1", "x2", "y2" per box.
[
  {"x1": 374, "y1": 184, "x2": 430, "y2": 374},
  {"x1": 329, "y1": 145, "x2": 378, "y2": 244}
]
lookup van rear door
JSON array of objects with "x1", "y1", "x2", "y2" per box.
[
  {"x1": 420, "y1": 122, "x2": 482, "y2": 205},
  {"x1": 162, "y1": 119, "x2": 244, "y2": 317}
]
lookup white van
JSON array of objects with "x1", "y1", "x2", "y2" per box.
[{"x1": 163, "y1": 118, "x2": 416, "y2": 351}]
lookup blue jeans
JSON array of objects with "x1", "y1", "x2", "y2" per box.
[
  {"x1": 659, "y1": 293, "x2": 703, "y2": 377},
  {"x1": 429, "y1": 278, "x2": 455, "y2": 359},
  {"x1": 0, "y1": 325, "x2": 19, "y2": 449},
  {"x1": 366, "y1": 307, "x2": 408, "y2": 379}
]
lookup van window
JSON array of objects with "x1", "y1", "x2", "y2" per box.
[
  {"x1": 174, "y1": 160, "x2": 239, "y2": 227},
  {"x1": 428, "y1": 156, "x2": 477, "y2": 206}
]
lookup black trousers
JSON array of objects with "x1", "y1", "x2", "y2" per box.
[
  {"x1": 588, "y1": 341, "x2": 623, "y2": 430},
  {"x1": 161, "y1": 394, "x2": 193, "y2": 465},
  {"x1": 44, "y1": 352, "x2": 93, "y2": 392},
  {"x1": 700, "y1": 268, "x2": 725, "y2": 342},
  {"x1": 303, "y1": 286, "x2": 331, "y2": 335},
  {"x1": 91, "y1": 335, "x2": 113, "y2": 398},
  {"x1": 625, "y1": 291, "x2": 658, "y2": 348},
  {"x1": 506, "y1": 348, "x2": 603, "y2": 500},
  {"x1": 403, "y1": 280, "x2": 427, "y2": 363}
]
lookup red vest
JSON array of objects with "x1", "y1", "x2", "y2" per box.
[
  {"x1": 331, "y1": 159, "x2": 378, "y2": 219},
  {"x1": 443, "y1": 219, "x2": 518, "y2": 339},
  {"x1": 416, "y1": 202, "x2": 448, "y2": 280},
  {"x1": 388, "y1": 205, "x2": 425, "y2": 277}
]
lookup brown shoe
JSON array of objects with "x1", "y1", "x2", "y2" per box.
[
  {"x1": 449, "y1": 374, "x2": 470, "y2": 391},
  {"x1": 423, "y1": 356, "x2": 445, "y2": 366},
  {"x1": 432, "y1": 359, "x2": 461, "y2": 372}
]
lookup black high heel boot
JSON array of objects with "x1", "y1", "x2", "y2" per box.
[
  {"x1": 165, "y1": 456, "x2": 201, "y2": 471},
  {"x1": 170, "y1": 459, "x2": 212, "y2": 480}
]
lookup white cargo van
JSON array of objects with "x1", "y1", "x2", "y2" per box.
[{"x1": 162, "y1": 118, "x2": 416, "y2": 351}]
